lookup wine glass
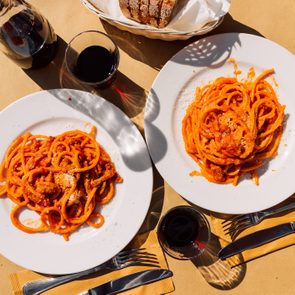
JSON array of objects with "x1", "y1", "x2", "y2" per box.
[
  {"x1": 63, "y1": 30, "x2": 119, "y2": 89},
  {"x1": 157, "y1": 205, "x2": 211, "y2": 260}
]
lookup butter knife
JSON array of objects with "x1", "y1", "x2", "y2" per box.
[
  {"x1": 79, "y1": 269, "x2": 173, "y2": 295},
  {"x1": 218, "y1": 221, "x2": 295, "y2": 260}
]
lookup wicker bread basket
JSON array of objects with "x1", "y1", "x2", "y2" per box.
[{"x1": 81, "y1": 0, "x2": 224, "y2": 41}]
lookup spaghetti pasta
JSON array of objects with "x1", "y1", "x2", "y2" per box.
[
  {"x1": 182, "y1": 65, "x2": 285, "y2": 185},
  {"x1": 0, "y1": 127, "x2": 122, "y2": 240}
]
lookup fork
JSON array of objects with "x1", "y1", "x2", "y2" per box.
[
  {"x1": 222, "y1": 201, "x2": 295, "y2": 239},
  {"x1": 22, "y1": 248, "x2": 158, "y2": 295}
]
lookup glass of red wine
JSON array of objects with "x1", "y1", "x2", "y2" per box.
[
  {"x1": 157, "y1": 206, "x2": 211, "y2": 260},
  {"x1": 64, "y1": 30, "x2": 119, "y2": 88}
]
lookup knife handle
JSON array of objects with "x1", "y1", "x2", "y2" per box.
[
  {"x1": 262, "y1": 201, "x2": 295, "y2": 218},
  {"x1": 246, "y1": 222, "x2": 295, "y2": 248},
  {"x1": 22, "y1": 266, "x2": 103, "y2": 295}
]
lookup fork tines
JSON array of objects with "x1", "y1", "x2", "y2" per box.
[
  {"x1": 117, "y1": 248, "x2": 159, "y2": 267},
  {"x1": 221, "y1": 214, "x2": 253, "y2": 238}
]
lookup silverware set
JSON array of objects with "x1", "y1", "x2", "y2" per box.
[
  {"x1": 23, "y1": 247, "x2": 161, "y2": 295},
  {"x1": 222, "y1": 201, "x2": 295, "y2": 239},
  {"x1": 219, "y1": 221, "x2": 295, "y2": 260},
  {"x1": 218, "y1": 200, "x2": 295, "y2": 260}
]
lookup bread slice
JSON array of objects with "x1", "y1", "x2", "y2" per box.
[
  {"x1": 159, "y1": 0, "x2": 178, "y2": 28},
  {"x1": 139, "y1": 0, "x2": 150, "y2": 24},
  {"x1": 119, "y1": 0, "x2": 131, "y2": 18},
  {"x1": 129, "y1": 0, "x2": 141, "y2": 22},
  {"x1": 148, "y1": 0, "x2": 162, "y2": 27},
  {"x1": 118, "y1": 0, "x2": 178, "y2": 28}
]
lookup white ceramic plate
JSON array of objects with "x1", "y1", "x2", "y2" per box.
[
  {"x1": 0, "y1": 89, "x2": 152, "y2": 274},
  {"x1": 145, "y1": 33, "x2": 295, "y2": 214}
]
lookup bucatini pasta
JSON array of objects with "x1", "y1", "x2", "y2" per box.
[
  {"x1": 182, "y1": 64, "x2": 285, "y2": 185},
  {"x1": 0, "y1": 127, "x2": 122, "y2": 240}
]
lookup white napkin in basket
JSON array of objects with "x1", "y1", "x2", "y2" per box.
[{"x1": 89, "y1": 0, "x2": 230, "y2": 32}]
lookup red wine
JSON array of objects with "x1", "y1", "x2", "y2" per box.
[
  {"x1": 74, "y1": 45, "x2": 118, "y2": 84},
  {"x1": 159, "y1": 207, "x2": 200, "y2": 247},
  {"x1": 0, "y1": 8, "x2": 58, "y2": 69}
]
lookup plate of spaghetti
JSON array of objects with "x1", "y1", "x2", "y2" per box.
[
  {"x1": 145, "y1": 33, "x2": 295, "y2": 214},
  {"x1": 0, "y1": 89, "x2": 152, "y2": 274}
]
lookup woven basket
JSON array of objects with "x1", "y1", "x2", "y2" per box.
[{"x1": 81, "y1": 0, "x2": 224, "y2": 41}]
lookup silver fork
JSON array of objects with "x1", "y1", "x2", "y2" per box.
[
  {"x1": 222, "y1": 201, "x2": 295, "y2": 239},
  {"x1": 22, "y1": 248, "x2": 158, "y2": 295}
]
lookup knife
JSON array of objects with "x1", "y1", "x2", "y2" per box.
[
  {"x1": 218, "y1": 221, "x2": 295, "y2": 260},
  {"x1": 79, "y1": 268, "x2": 173, "y2": 295}
]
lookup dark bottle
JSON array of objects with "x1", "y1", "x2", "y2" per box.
[{"x1": 0, "y1": 0, "x2": 58, "y2": 69}]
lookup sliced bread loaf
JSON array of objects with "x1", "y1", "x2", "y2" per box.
[{"x1": 119, "y1": 0, "x2": 179, "y2": 28}]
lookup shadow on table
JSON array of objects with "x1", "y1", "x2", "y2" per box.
[
  {"x1": 179, "y1": 202, "x2": 247, "y2": 289},
  {"x1": 60, "y1": 64, "x2": 148, "y2": 131},
  {"x1": 23, "y1": 35, "x2": 67, "y2": 89},
  {"x1": 144, "y1": 87, "x2": 168, "y2": 164},
  {"x1": 22, "y1": 36, "x2": 147, "y2": 130},
  {"x1": 139, "y1": 169, "x2": 165, "y2": 234},
  {"x1": 191, "y1": 233, "x2": 246, "y2": 290},
  {"x1": 102, "y1": 13, "x2": 264, "y2": 71}
]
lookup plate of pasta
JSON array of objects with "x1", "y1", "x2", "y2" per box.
[
  {"x1": 145, "y1": 33, "x2": 295, "y2": 214},
  {"x1": 0, "y1": 89, "x2": 152, "y2": 274}
]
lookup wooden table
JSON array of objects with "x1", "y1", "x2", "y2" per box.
[{"x1": 1, "y1": 1, "x2": 295, "y2": 294}]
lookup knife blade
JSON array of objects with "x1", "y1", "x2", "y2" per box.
[
  {"x1": 79, "y1": 269, "x2": 173, "y2": 295},
  {"x1": 218, "y1": 221, "x2": 295, "y2": 260}
]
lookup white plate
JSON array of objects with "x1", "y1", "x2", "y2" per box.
[
  {"x1": 0, "y1": 89, "x2": 152, "y2": 274},
  {"x1": 144, "y1": 33, "x2": 295, "y2": 214}
]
